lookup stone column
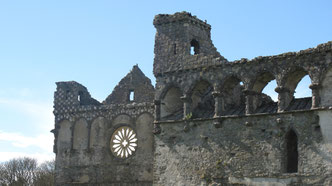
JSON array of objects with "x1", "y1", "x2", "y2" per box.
[
  {"x1": 180, "y1": 94, "x2": 192, "y2": 119},
  {"x1": 154, "y1": 100, "x2": 161, "y2": 121},
  {"x1": 153, "y1": 100, "x2": 162, "y2": 134},
  {"x1": 309, "y1": 83, "x2": 321, "y2": 108},
  {"x1": 212, "y1": 91, "x2": 223, "y2": 117},
  {"x1": 243, "y1": 89, "x2": 256, "y2": 115},
  {"x1": 275, "y1": 86, "x2": 292, "y2": 112}
]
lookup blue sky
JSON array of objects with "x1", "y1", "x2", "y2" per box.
[{"x1": 0, "y1": 0, "x2": 331, "y2": 163}]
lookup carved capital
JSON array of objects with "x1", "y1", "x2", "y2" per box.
[
  {"x1": 154, "y1": 99, "x2": 161, "y2": 105},
  {"x1": 180, "y1": 95, "x2": 192, "y2": 103},
  {"x1": 309, "y1": 83, "x2": 321, "y2": 90},
  {"x1": 242, "y1": 89, "x2": 257, "y2": 96},
  {"x1": 274, "y1": 86, "x2": 290, "y2": 93},
  {"x1": 212, "y1": 91, "x2": 222, "y2": 98}
]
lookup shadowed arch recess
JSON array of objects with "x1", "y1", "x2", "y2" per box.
[
  {"x1": 73, "y1": 118, "x2": 89, "y2": 150},
  {"x1": 57, "y1": 120, "x2": 72, "y2": 153},
  {"x1": 190, "y1": 80, "x2": 214, "y2": 119},
  {"x1": 285, "y1": 129, "x2": 298, "y2": 173},
  {"x1": 90, "y1": 117, "x2": 107, "y2": 149},
  {"x1": 160, "y1": 86, "x2": 183, "y2": 121},
  {"x1": 221, "y1": 76, "x2": 245, "y2": 115}
]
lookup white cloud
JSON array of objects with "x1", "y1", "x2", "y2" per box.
[
  {"x1": 0, "y1": 94, "x2": 55, "y2": 163},
  {"x1": 0, "y1": 151, "x2": 54, "y2": 164},
  {"x1": 0, "y1": 131, "x2": 53, "y2": 152}
]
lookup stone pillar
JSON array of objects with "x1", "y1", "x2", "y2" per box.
[
  {"x1": 212, "y1": 91, "x2": 223, "y2": 117},
  {"x1": 275, "y1": 86, "x2": 292, "y2": 112},
  {"x1": 180, "y1": 94, "x2": 192, "y2": 119},
  {"x1": 154, "y1": 100, "x2": 161, "y2": 121},
  {"x1": 309, "y1": 83, "x2": 321, "y2": 108},
  {"x1": 243, "y1": 89, "x2": 256, "y2": 115},
  {"x1": 153, "y1": 100, "x2": 162, "y2": 134}
]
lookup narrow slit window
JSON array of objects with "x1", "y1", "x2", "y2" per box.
[
  {"x1": 190, "y1": 39, "x2": 200, "y2": 55},
  {"x1": 190, "y1": 46, "x2": 195, "y2": 55},
  {"x1": 173, "y1": 43, "x2": 177, "y2": 55},
  {"x1": 65, "y1": 90, "x2": 70, "y2": 100},
  {"x1": 78, "y1": 91, "x2": 83, "y2": 103},
  {"x1": 129, "y1": 90, "x2": 134, "y2": 101}
]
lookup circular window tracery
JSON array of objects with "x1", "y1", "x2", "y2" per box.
[{"x1": 110, "y1": 126, "x2": 137, "y2": 158}]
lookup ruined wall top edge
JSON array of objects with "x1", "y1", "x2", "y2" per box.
[
  {"x1": 153, "y1": 11, "x2": 211, "y2": 30},
  {"x1": 54, "y1": 66, "x2": 155, "y2": 112},
  {"x1": 153, "y1": 12, "x2": 332, "y2": 76},
  {"x1": 234, "y1": 41, "x2": 332, "y2": 63}
]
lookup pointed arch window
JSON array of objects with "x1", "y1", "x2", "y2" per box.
[{"x1": 285, "y1": 129, "x2": 298, "y2": 173}]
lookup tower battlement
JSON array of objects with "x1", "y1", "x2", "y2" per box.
[{"x1": 153, "y1": 11, "x2": 211, "y2": 30}]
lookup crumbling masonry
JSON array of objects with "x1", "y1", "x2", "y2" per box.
[{"x1": 53, "y1": 12, "x2": 332, "y2": 185}]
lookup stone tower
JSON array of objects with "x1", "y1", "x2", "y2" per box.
[{"x1": 153, "y1": 12, "x2": 222, "y2": 76}]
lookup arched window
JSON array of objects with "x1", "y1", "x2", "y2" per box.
[
  {"x1": 294, "y1": 75, "x2": 311, "y2": 98},
  {"x1": 285, "y1": 129, "x2": 298, "y2": 173},
  {"x1": 190, "y1": 39, "x2": 200, "y2": 55},
  {"x1": 222, "y1": 76, "x2": 245, "y2": 115},
  {"x1": 252, "y1": 72, "x2": 277, "y2": 113},
  {"x1": 284, "y1": 68, "x2": 312, "y2": 111},
  {"x1": 285, "y1": 68, "x2": 309, "y2": 97},
  {"x1": 320, "y1": 66, "x2": 332, "y2": 106},
  {"x1": 262, "y1": 79, "x2": 278, "y2": 101}
]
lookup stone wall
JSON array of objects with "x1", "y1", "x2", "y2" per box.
[
  {"x1": 53, "y1": 11, "x2": 332, "y2": 186},
  {"x1": 53, "y1": 66, "x2": 155, "y2": 185},
  {"x1": 104, "y1": 65, "x2": 155, "y2": 104},
  {"x1": 154, "y1": 110, "x2": 332, "y2": 185},
  {"x1": 153, "y1": 12, "x2": 332, "y2": 186}
]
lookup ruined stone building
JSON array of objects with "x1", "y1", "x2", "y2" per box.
[{"x1": 53, "y1": 12, "x2": 332, "y2": 185}]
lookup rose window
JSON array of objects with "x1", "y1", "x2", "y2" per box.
[{"x1": 110, "y1": 126, "x2": 137, "y2": 158}]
